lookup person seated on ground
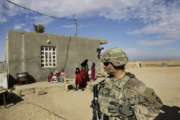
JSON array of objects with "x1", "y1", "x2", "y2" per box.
[
  {"x1": 48, "y1": 71, "x2": 59, "y2": 83},
  {"x1": 51, "y1": 72, "x2": 58, "y2": 82},
  {"x1": 54, "y1": 70, "x2": 61, "y2": 82},
  {"x1": 48, "y1": 72, "x2": 53, "y2": 82},
  {"x1": 60, "y1": 69, "x2": 66, "y2": 82}
]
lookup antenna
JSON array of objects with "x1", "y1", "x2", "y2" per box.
[{"x1": 73, "y1": 16, "x2": 78, "y2": 36}]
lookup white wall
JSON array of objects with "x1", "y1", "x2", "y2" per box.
[{"x1": 0, "y1": 72, "x2": 8, "y2": 89}]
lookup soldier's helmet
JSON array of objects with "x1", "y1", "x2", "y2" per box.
[{"x1": 101, "y1": 48, "x2": 128, "y2": 66}]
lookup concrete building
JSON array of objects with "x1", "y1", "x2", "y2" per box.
[
  {"x1": 6, "y1": 31, "x2": 106, "y2": 82},
  {"x1": 0, "y1": 62, "x2": 6, "y2": 73}
]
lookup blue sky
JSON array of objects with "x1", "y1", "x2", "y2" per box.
[{"x1": 0, "y1": 0, "x2": 180, "y2": 61}]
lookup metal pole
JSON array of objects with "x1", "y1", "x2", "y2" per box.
[{"x1": 74, "y1": 18, "x2": 78, "y2": 36}]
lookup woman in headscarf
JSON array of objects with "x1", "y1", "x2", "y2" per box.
[{"x1": 75, "y1": 67, "x2": 81, "y2": 89}]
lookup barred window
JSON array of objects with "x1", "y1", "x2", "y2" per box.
[{"x1": 40, "y1": 46, "x2": 56, "y2": 68}]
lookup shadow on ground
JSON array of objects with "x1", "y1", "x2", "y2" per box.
[
  {"x1": 0, "y1": 92, "x2": 23, "y2": 107},
  {"x1": 155, "y1": 105, "x2": 180, "y2": 120}
]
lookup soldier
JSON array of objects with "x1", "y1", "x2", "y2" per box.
[{"x1": 91, "y1": 48, "x2": 163, "y2": 120}]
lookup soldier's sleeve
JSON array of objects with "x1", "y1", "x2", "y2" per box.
[{"x1": 133, "y1": 87, "x2": 163, "y2": 120}]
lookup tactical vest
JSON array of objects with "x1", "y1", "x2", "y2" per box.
[
  {"x1": 97, "y1": 74, "x2": 135, "y2": 119},
  {"x1": 96, "y1": 73, "x2": 163, "y2": 120}
]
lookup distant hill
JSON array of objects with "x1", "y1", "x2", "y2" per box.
[
  {"x1": 127, "y1": 60, "x2": 180, "y2": 68},
  {"x1": 129, "y1": 57, "x2": 180, "y2": 61}
]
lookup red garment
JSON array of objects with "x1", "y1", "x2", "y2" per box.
[
  {"x1": 75, "y1": 73, "x2": 81, "y2": 86},
  {"x1": 48, "y1": 72, "x2": 53, "y2": 82},
  {"x1": 79, "y1": 69, "x2": 87, "y2": 88},
  {"x1": 80, "y1": 69, "x2": 86, "y2": 79},
  {"x1": 55, "y1": 72, "x2": 61, "y2": 77}
]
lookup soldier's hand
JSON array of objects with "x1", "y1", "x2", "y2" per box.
[{"x1": 91, "y1": 100, "x2": 99, "y2": 109}]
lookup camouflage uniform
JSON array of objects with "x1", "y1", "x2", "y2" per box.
[{"x1": 93, "y1": 48, "x2": 163, "y2": 120}]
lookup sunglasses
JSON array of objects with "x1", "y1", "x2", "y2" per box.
[{"x1": 103, "y1": 62, "x2": 111, "y2": 66}]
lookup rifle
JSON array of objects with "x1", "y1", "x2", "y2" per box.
[{"x1": 91, "y1": 84, "x2": 101, "y2": 120}]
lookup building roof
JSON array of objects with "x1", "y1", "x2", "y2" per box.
[{"x1": 8, "y1": 30, "x2": 108, "y2": 44}]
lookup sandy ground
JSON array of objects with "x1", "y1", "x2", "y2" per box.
[
  {"x1": 0, "y1": 67, "x2": 180, "y2": 120},
  {"x1": 127, "y1": 67, "x2": 180, "y2": 106}
]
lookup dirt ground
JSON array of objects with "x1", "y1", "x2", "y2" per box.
[{"x1": 0, "y1": 67, "x2": 180, "y2": 120}]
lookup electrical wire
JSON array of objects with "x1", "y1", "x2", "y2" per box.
[
  {"x1": 5, "y1": 0, "x2": 71, "y2": 21},
  {"x1": 5, "y1": 0, "x2": 79, "y2": 36}
]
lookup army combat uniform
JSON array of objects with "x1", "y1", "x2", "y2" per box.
[{"x1": 96, "y1": 72, "x2": 163, "y2": 120}]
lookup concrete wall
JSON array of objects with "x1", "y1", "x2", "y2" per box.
[
  {"x1": 0, "y1": 62, "x2": 6, "y2": 73},
  {"x1": 7, "y1": 31, "x2": 101, "y2": 81},
  {"x1": 0, "y1": 72, "x2": 8, "y2": 89}
]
